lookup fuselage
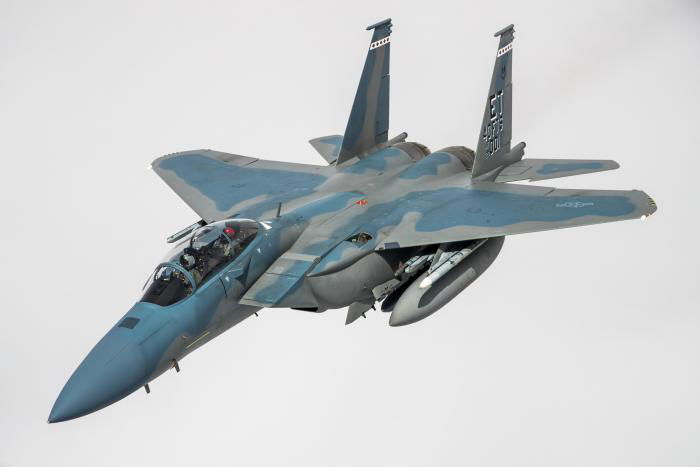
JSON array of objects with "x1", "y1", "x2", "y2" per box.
[{"x1": 49, "y1": 143, "x2": 496, "y2": 423}]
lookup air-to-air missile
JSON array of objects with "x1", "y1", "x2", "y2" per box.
[{"x1": 387, "y1": 238, "x2": 504, "y2": 326}]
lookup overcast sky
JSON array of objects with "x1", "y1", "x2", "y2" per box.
[{"x1": 1, "y1": 0, "x2": 698, "y2": 466}]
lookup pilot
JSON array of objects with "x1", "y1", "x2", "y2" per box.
[
  {"x1": 206, "y1": 235, "x2": 233, "y2": 269},
  {"x1": 352, "y1": 232, "x2": 371, "y2": 244},
  {"x1": 180, "y1": 252, "x2": 196, "y2": 270},
  {"x1": 225, "y1": 224, "x2": 251, "y2": 254}
]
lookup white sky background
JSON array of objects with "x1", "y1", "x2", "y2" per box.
[{"x1": 1, "y1": 0, "x2": 698, "y2": 465}]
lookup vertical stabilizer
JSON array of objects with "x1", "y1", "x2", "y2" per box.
[
  {"x1": 336, "y1": 18, "x2": 392, "y2": 165},
  {"x1": 472, "y1": 24, "x2": 515, "y2": 178}
]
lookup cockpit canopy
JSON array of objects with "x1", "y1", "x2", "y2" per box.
[{"x1": 141, "y1": 219, "x2": 259, "y2": 306}]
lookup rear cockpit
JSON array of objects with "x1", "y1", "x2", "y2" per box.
[{"x1": 141, "y1": 219, "x2": 259, "y2": 306}]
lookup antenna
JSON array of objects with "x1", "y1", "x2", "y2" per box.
[{"x1": 276, "y1": 202, "x2": 282, "y2": 218}]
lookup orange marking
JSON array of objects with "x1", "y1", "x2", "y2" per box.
[{"x1": 355, "y1": 199, "x2": 368, "y2": 206}]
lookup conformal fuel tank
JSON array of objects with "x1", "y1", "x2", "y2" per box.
[{"x1": 389, "y1": 236, "x2": 504, "y2": 326}]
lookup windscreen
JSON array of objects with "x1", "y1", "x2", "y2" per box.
[
  {"x1": 141, "y1": 264, "x2": 194, "y2": 306},
  {"x1": 140, "y1": 219, "x2": 259, "y2": 306}
]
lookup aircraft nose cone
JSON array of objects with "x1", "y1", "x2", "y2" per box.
[{"x1": 48, "y1": 331, "x2": 148, "y2": 423}]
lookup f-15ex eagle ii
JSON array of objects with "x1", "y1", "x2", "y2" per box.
[{"x1": 49, "y1": 19, "x2": 657, "y2": 423}]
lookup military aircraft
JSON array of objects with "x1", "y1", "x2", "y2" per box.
[{"x1": 49, "y1": 19, "x2": 656, "y2": 423}]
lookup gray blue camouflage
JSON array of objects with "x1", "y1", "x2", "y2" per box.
[{"x1": 49, "y1": 20, "x2": 656, "y2": 423}]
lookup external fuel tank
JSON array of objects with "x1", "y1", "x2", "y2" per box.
[{"x1": 389, "y1": 237, "x2": 504, "y2": 326}]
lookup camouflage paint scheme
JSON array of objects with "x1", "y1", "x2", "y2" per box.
[{"x1": 49, "y1": 20, "x2": 657, "y2": 423}]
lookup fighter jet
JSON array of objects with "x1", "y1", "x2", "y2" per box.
[{"x1": 49, "y1": 19, "x2": 657, "y2": 423}]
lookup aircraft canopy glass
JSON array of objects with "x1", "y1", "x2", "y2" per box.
[{"x1": 141, "y1": 219, "x2": 260, "y2": 306}]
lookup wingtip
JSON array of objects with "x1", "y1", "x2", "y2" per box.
[
  {"x1": 635, "y1": 190, "x2": 658, "y2": 219},
  {"x1": 645, "y1": 193, "x2": 658, "y2": 216}
]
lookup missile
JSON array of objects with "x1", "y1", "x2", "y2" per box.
[
  {"x1": 419, "y1": 240, "x2": 487, "y2": 289},
  {"x1": 403, "y1": 253, "x2": 434, "y2": 275},
  {"x1": 389, "y1": 237, "x2": 504, "y2": 327}
]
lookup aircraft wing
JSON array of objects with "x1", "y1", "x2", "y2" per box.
[
  {"x1": 494, "y1": 158, "x2": 620, "y2": 183},
  {"x1": 151, "y1": 150, "x2": 327, "y2": 222},
  {"x1": 377, "y1": 181, "x2": 657, "y2": 249}
]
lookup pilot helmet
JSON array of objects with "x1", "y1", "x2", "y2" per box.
[{"x1": 180, "y1": 253, "x2": 196, "y2": 270}]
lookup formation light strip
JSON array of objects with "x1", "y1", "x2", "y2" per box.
[
  {"x1": 497, "y1": 42, "x2": 513, "y2": 57},
  {"x1": 370, "y1": 37, "x2": 390, "y2": 50}
]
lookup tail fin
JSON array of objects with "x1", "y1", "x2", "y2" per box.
[
  {"x1": 336, "y1": 18, "x2": 392, "y2": 165},
  {"x1": 472, "y1": 24, "x2": 517, "y2": 179}
]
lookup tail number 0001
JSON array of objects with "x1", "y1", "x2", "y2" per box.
[{"x1": 483, "y1": 90, "x2": 504, "y2": 158}]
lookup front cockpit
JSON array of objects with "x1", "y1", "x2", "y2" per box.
[{"x1": 141, "y1": 219, "x2": 259, "y2": 306}]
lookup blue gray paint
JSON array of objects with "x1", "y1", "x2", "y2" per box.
[
  {"x1": 284, "y1": 191, "x2": 363, "y2": 223},
  {"x1": 412, "y1": 190, "x2": 636, "y2": 230},
  {"x1": 48, "y1": 219, "x2": 297, "y2": 422},
  {"x1": 399, "y1": 152, "x2": 453, "y2": 179},
  {"x1": 49, "y1": 299, "x2": 223, "y2": 422},
  {"x1": 309, "y1": 134, "x2": 343, "y2": 163},
  {"x1": 312, "y1": 239, "x2": 373, "y2": 274},
  {"x1": 159, "y1": 154, "x2": 328, "y2": 213},
  {"x1": 337, "y1": 19, "x2": 392, "y2": 164},
  {"x1": 310, "y1": 188, "x2": 637, "y2": 245},
  {"x1": 473, "y1": 25, "x2": 515, "y2": 177},
  {"x1": 339, "y1": 147, "x2": 405, "y2": 174},
  {"x1": 51, "y1": 19, "x2": 657, "y2": 424},
  {"x1": 538, "y1": 162, "x2": 604, "y2": 175},
  {"x1": 248, "y1": 273, "x2": 307, "y2": 306}
]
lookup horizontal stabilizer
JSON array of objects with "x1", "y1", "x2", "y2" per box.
[
  {"x1": 495, "y1": 158, "x2": 619, "y2": 182},
  {"x1": 309, "y1": 134, "x2": 343, "y2": 164}
]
